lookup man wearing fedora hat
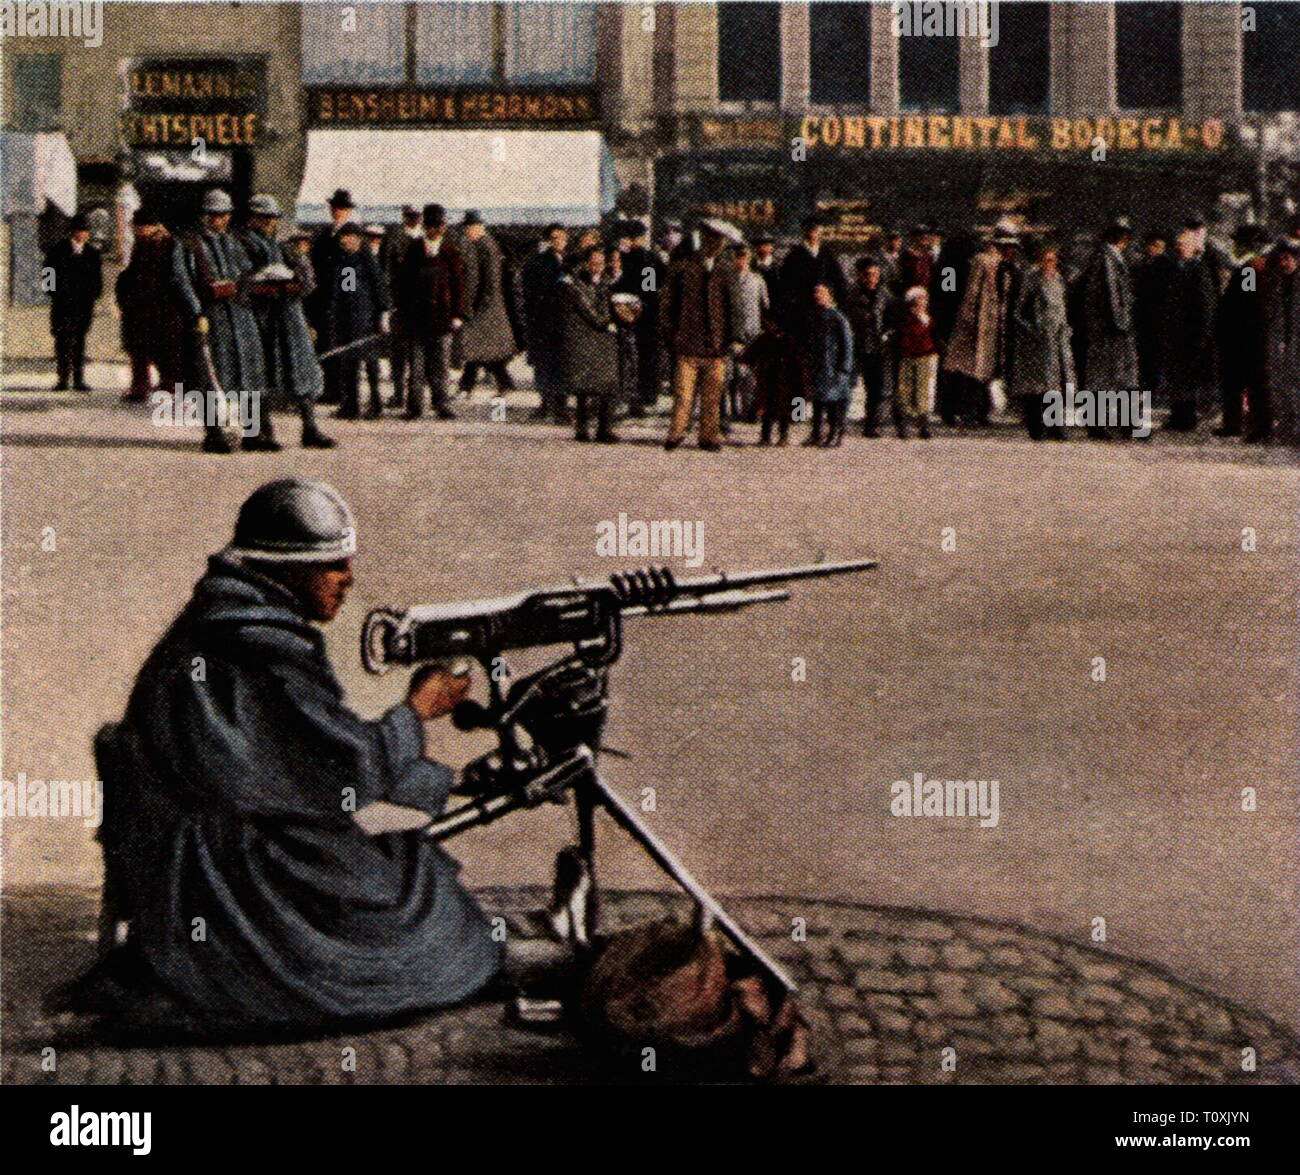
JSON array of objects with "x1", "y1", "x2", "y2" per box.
[
  {"x1": 456, "y1": 211, "x2": 518, "y2": 396},
  {"x1": 394, "y1": 203, "x2": 466, "y2": 420},
  {"x1": 44, "y1": 212, "x2": 103, "y2": 391},
  {"x1": 1079, "y1": 216, "x2": 1139, "y2": 439},
  {"x1": 307, "y1": 189, "x2": 359, "y2": 402}
]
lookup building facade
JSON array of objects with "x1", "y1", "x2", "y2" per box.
[{"x1": 3, "y1": 1, "x2": 1298, "y2": 270}]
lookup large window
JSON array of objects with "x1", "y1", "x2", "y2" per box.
[
  {"x1": 11, "y1": 53, "x2": 64, "y2": 130},
  {"x1": 1116, "y1": 1, "x2": 1182, "y2": 109},
  {"x1": 1244, "y1": 1, "x2": 1300, "y2": 112},
  {"x1": 810, "y1": 2, "x2": 872, "y2": 105},
  {"x1": 717, "y1": 1, "x2": 782, "y2": 103},
  {"x1": 989, "y1": 1, "x2": 1049, "y2": 114},
  {"x1": 303, "y1": 2, "x2": 596, "y2": 87},
  {"x1": 898, "y1": 29, "x2": 959, "y2": 112}
]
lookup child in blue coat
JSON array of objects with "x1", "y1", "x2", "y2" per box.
[{"x1": 802, "y1": 281, "x2": 855, "y2": 447}]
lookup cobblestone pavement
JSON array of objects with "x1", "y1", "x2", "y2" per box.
[{"x1": 4, "y1": 888, "x2": 1297, "y2": 1085}]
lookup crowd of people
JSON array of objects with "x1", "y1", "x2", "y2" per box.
[{"x1": 40, "y1": 186, "x2": 1300, "y2": 452}]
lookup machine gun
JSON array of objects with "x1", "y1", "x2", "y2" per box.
[{"x1": 361, "y1": 558, "x2": 877, "y2": 997}]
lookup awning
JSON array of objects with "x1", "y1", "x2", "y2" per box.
[
  {"x1": 295, "y1": 128, "x2": 618, "y2": 226},
  {"x1": 0, "y1": 131, "x2": 78, "y2": 217}
]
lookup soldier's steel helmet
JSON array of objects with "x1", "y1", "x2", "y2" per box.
[
  {"x1": 228, "y1": 479, "x2": 357, "y2": 562},
  {"x1": 248, "y1": 194, "x2": 282, "y2": 218},
  {"x1": 202, "y1": 189, "x2": 234, "y2": 214}
]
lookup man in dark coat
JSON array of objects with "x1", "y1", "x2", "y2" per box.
[
  {"x1": 845, "y1": 258, "x2": 894, "y2": 437},
  {"x1": 45, "y1": 212, "x2": 102, "y2": 391},
  {"x1": 929, "y1": 229, "x2": 977, "y2": 425},
  {"x1": 612, "y1": 220, "x2": 664, "y2": 415},
  {"x1": 241, "y1": 194, "x2": 335, "y2": 446},
  {"x1": 456, "y1": 211, "x2": 517, "y2": 395},
  {"x1": 522, "y1": 223, "x2": 571, "y2": 422},
  {"x1": 560, "y1": 244, "x2": 621, "y2": 443},
  {"x1": 115, "y1": 209, "x2": 182, "y2": 403},
  {"x1": 384, "y1": 206, "x2": 425, "y2": 411},
  {"x1": 395, "y1": 203, "x2": 465, "y2": 420},
  {"x1": 1215, "y1": 225, "x2": 1270, "y2": 440},
  {"x1": 60, "y1": 480, "x2": 502, "y2": 1034},
  {"x1": 1263, "y1": 239, "x2": 1300, "y2": 445},
  {"x1": 323, "y1": 222, "x2": 389, "y2": 420},
  {"x1": 1160, "y1": 228, "x2": 1217, "y2": 432},
  {"x1": 172, "y1": 188, "x2": 275, "y2": 453},
  {"x1": 308, "y1": 188, "x2": 360, "y2": 403},
  {"x1": 1134, "y1": 231, "x2": 1176, "y2": 397},
  {"x1": 1080, "y1": 217, "x2": 1139, "y2": 439},
  {"x1": 777, "y1": 215, "x2": 846, "y2": 412}
]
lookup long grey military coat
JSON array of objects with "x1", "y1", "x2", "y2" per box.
[
  {"x1": 242, "y1": 229, "x2": 323, "y2": 406},
  {"x1": 172, "y1": 229, "x2": 267, "y2": 397}
]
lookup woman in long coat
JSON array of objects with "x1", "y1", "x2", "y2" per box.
[
  {"x1": 1011, "y1": 243, "x2": 1074, "y2": 439},
  {"x1": 560, "y1": 244, "x2": 620, "y2": 442},
  {"x1": 456, "y1": 215, "x2": 517, "y2": 392}
]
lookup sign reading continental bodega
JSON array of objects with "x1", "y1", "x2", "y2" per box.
[
  {"x1": 306, "y1": 88, "x2": 598, "y2": 127},
  {"x1": 690, "y1": 115, "x2": 1230, "y2": 154},
  {"x1": 121, "y1": 57, "x2": 268, "y2": 147}
]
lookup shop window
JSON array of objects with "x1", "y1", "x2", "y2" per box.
[
  {"x1": 989, "y1": 2, "x2": 1049, "y2": 114},
  {"x1": 1116, "y1": 2, "x2": 1182, "y2": 110},
  {"x1": 505, "y1": 2, "x2": 597, "y2": 84},
  {"x1": 11, "y1": 53, "x2": 63, "y2": 130},
  {"x1": 301, "y1": 1, "x2": 406, "y2": 85},
  {"x1": 898, "y1": 29, "x2": 959, "y2": 112},
  {"x1": 415, "y1": 3, "x2": 496, "y2": 85},
  {"x1": 810, "y1": 2, "x2": 872, "y2": 105},
  {"x1": 1244, "y1": 1, "x2": 1300, "y2": 112},
  {"x1": 718, "y1": 2, "x2": 782, "y2": 103}
]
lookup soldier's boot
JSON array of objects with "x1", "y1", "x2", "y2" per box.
[{"x1": 299, "y1": 402, "x2": 337, "y2": 448}]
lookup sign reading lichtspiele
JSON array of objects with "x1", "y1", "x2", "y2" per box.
[{"x1": 120, "y1": 57, "x2": 267, "y2": 147}]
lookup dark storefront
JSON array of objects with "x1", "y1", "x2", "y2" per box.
[
  {"x1": 656, "y1": 114, "x2": 1263, "y2": 250},
  {"x1": 121, "y1": 57, "x2": 267, "y2": 229}
]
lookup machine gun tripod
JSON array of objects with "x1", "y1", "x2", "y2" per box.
[{"x1": 361, "y1": 558, "x2": 878, "y2": 997}]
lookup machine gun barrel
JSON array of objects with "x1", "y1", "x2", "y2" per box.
[{"x1": 361, "y1": 558, "x2": 878, "y2": 674}]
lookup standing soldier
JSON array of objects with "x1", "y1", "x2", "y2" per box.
[
  {"x1": 241, "y1": 194, "x2": 336, "y2": 448},
  {"x1": 1080, "y1": 216, "x2": 1139, "y2": 439},
  {"x1": 395, "y1": 203, "x2": 464, "y2": 420},
  {"x1": 116, "y1": 209, "x2": 183, "y2": 404},
  {"x1": 324, "y1": 222, "x2": 389, "y2": 420},
  {"x1": 456, "y1": 211, "x2": 518, "y2": 395},
  {"x1": 173, "y1": 188, "x2": 275, "y2": 453},
  {"x1": 44, "y1": 212, "x2": 102, "y2": 391}
]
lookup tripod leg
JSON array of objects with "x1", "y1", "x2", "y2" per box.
[
  {"x1": 574, "y1": 781, "x2": 600, "y2": 941},
  {"x1": 586, "y1": 768, "x2": 797, "y2": 996}
]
